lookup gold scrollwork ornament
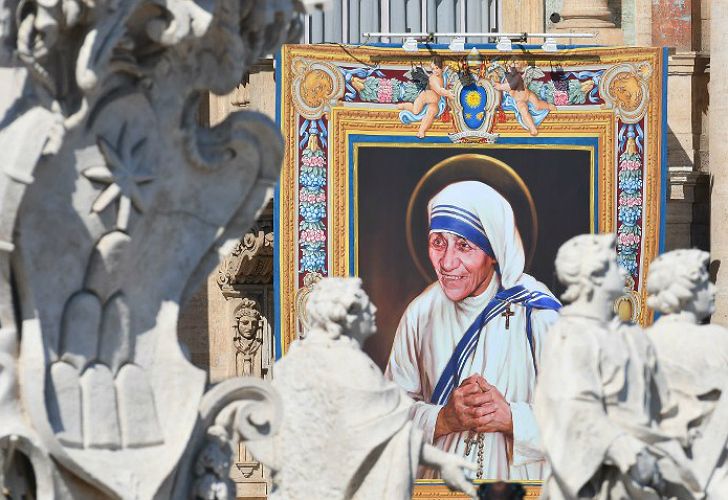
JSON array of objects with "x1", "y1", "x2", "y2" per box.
[
  {"x1": 294, "y1": 272, "x2": 324, "y2": 337},
  {"x1": 614, "y1": 276, "x2": 643, "y2": 323},
  {"x1": 291, "y1": 58, "x2": 345, "y2": 120},
  {"x1": 599, "y1": 62, "x2": 652, "y2": 124}
]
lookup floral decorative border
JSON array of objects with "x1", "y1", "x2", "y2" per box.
[
  {"x1": 297, "y1": 116, "x2": 329, "y2": 281},
  {"x1": 616, "y1": 120, "x2": 646, "y2": 288}
]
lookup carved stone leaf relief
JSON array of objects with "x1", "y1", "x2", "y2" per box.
[{"x1": 0, "y1": 0, "x2": 302, "y2": 497}]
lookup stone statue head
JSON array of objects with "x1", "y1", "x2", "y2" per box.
[
  {"x1": 555, "y1": 234, "x2": 625, "y2": 305},
  {"x1": 305, "y1": 277, "x2": 377, "y2": 345},
  {"x1": 646, "y1": 249, "x2": 715, "y2": 321},
  {"x1": 235, "y1": 299, "x2": 261, "y2": 341}
]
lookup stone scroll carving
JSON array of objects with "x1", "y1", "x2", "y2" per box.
[
  {"x1": 0, "y1": 0, "x2": 302, "y2": 497},
  {"x1": 218, "y1": 228, "x2": 274, "y2": 293},
  {"x1": 171, "y1": 377, "x2": 282, "y2": 500},
  {"x1": 217, "y1": 221, "x2": 275, "y2": 380}
]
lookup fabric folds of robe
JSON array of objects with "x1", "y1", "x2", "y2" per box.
[
  {"x1": 248, "y1": 337, "x2": 424, "y2": 500},
  {"x1": 386, "y1": 273, "x2": 558, "y2": 480},
  {"x1": 535, "y1": 313, "x2": 699, "y2": 499}
]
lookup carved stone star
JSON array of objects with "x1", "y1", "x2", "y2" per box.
[{"x1": 83, "y1": 126, "x2": 154, "y2": 231}]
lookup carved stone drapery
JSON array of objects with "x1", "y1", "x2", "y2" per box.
[{"x1": 0, "y1": 1, "x2": 302, "y2": 498}]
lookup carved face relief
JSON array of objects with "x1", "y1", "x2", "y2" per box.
[
  {"x1": 301, "y1": 69, "x2": 334, "y2": 108},
  {"x1": 609, "y1": 74, "x2": 643, "y2": 112},
  {"x1": 601, "y1": 257, "x2": 627, "y2": 303},
  {"x1": 237, "y1": 315, "x2": 258, "y2": 340},
  {"x1": 348, "y1": 294, "x2": 377, "y2": 346}
]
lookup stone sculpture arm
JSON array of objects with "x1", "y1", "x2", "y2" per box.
[
  {"x1": 420, "y1": 441, "x2": 477, "y2": 498},
  {"x1": 385, "y1": 315, "x2": 442, "y2": 444}
]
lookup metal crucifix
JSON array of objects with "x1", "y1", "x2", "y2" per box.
[{"x1": 501, "y1": 302, "x2": 514, "y2": 330}]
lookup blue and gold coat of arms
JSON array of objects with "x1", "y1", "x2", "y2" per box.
[{"x1": 449, "y1": 73, "x2": 500, "y2": 143}]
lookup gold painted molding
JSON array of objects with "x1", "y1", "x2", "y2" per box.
[{"x1": 412, "y1": 481, "x2": 541, "y2": 498}]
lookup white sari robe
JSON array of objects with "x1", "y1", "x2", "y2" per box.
[{"x1": 385, "y1": 273, "x2": 558, "y2": 480}]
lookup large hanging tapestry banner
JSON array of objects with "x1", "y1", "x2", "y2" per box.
[{"x1": 275, "y1": 44, "x2": 667, "y2": 497}]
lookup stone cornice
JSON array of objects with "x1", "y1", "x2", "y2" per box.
[{"x1": 668, "y1": 51, "x2": 710, "y2": 75}]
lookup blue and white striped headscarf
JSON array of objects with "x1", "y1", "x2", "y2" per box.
[{"x1": 427, "y1": 181, "x2": 526, "y2": 289}]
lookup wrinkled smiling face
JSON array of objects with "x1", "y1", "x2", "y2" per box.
[{"x1": 428, "y1": 232, "x2": 496, "y2": 302}]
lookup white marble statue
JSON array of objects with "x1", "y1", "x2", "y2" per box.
[
  {"x1": 646, "y1": 249, "x2": 728, "y2": 496},
  {"x1": 247, "y1": 277, "x2": 477, "y2": 500},
  {"x1": 535, "y1": 234, "x2": 700, "y2": 500},
  {"x1": 0, "y1": 1, "x2": 301, "y2": 497}
]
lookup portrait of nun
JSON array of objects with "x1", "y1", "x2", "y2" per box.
[{"x1": 383, "y1": 155, "x2": 562, "y2": 481}]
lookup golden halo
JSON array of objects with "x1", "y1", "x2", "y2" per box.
[{"x1": 405, "y1": 154, "x2": 538, "y2": 283}]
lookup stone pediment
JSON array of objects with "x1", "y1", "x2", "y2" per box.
[{"x1": 218, "y1": 227, "x2": 274, "y2": 294}]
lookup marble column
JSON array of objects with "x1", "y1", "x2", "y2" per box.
[
  {"x1": 553, "y1": 0, "x2": 623, "y2": 45},
  {"x1": 711, "y1": 0, "x2": 728, "y2": 324},
  {"x1": 558, "y1": 0, "x2": 613, "y2": 26}
]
